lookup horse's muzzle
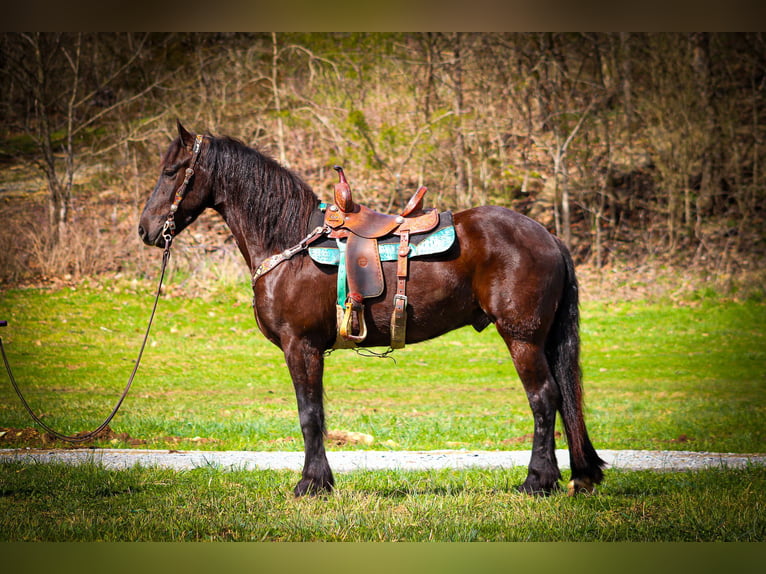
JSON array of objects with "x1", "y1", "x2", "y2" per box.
[{"x1": 138, "y1": 225, "x2": 167, "y2": 248}]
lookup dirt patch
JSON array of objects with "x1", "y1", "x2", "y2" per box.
[
  {"x1": 158, "y1": 435, "x2": 221, "y2": 445},
  {"x1": 326, "y1": 430, "x2": 375, "y2": 446},
  {"x1": 660, "y1": 434, "x2": 695, "y2": 444},
  {"x1": 502, "y1": 431, "x2": 561, "y2": 445},
  {"x1": 0, "y1": 426, "x2": 147, "y2": 448},
  {"x1": 268, "y1": 436, "x2": 297, "y2": 445},
  {"x1": 0, "y1": 426, "x2": 232, "y2": 449}
]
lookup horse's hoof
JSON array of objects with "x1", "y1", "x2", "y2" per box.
[
  {"x1": 567, "y1": 478, "x2": 596, "y2": 496},
  {"x1": 517, "y1": 481, "x2": 559, "y2": 496},
  {"x1": 294, "y1": 478, "x2": 334, "y2": 497}
]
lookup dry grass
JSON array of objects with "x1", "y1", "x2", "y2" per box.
[{"x1": 1, "y1": 146, "x2": 764, "y2": 303}]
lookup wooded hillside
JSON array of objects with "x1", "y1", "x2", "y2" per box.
[{"x1": 1, "y1": 33, "x2": 764, "y2": 293}]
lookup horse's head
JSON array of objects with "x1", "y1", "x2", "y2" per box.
[{"x1": 138, "y1": 121, "x2": 212, "y2": 248}]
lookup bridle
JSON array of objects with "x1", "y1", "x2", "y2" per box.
[
  {"x1": 0, "y1": 134, "x2": 206, "y2": 443},
  {"x1": 161, "y1": 134, "x2": 205, "y2": 248}
]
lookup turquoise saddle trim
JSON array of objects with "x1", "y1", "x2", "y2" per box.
[
  {"x1": 309, "y1": 225, "x2": 456, "y2": 306},
  {"x1": 308, "y1": 225, "x2": 456, "y2": 266}
]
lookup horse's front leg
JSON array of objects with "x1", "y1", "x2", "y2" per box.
[{"x1": 283, "y1": 337, "x2": 334, "y2": 496}]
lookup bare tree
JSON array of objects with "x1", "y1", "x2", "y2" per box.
[{"x1": 0, "y1": 33, "x2": 159, "y2": 244}]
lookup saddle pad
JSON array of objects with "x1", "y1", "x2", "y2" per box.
[
  {"x1": 308, "y1": 211, "x2": 456, "y2": 266},
  {"x1": 308, "y1": 224, "x2": 455, "y2": 266},
  {"x1": 309, "y1": 210, "x2": 455, "y2": 307}
]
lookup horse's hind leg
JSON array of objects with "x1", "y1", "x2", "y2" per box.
[
  {"x1": 501, "y1": 335, "x2": 563, "y2": 494},
  {"x1": 283, "y1": 338, "x2": 334, "y2": 496}
]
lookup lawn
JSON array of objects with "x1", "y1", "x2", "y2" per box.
[
  {"x1": 0, "y1": 281, "x2": 763, "y2": 454},
  {"x1": 1, "y1": 461, "x2": 765, "y2": 541},
  {"x1": 0, "y1": 280, "x2": 765, "y2": 542}
]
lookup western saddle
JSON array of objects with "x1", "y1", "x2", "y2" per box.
[{"x1": 324, "y1": 166, "x2": 440, "y2": 348}]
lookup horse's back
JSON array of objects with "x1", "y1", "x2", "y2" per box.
[
  {"x1": 452, "y1": 205, "x2": 565, "y2": 273},
  {"x1": 275, "y1": 204, "x2": 569, "y2": 348}
]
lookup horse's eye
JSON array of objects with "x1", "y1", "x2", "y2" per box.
[{"x1": 163, "y1": 168, "x2": 178, "y2": 178}]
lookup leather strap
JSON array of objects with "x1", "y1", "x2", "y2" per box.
[
  {"x1": 390, "y1": 230, "x2": 410, "y2": 349},
  {"x1": 1, "y1": 243, "x2": 174, "y2": 442}
]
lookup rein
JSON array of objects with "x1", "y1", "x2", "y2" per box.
[
  {"x1": 0, "y1": 134, "x2": 205, "y2": 443},
  {"x1": 0, "y1": 246, "x2": 171, "y2": 442}
]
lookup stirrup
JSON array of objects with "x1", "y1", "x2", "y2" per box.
[
  {"x1": 339, "y1": 293, "x2": 367, "y2": 343},
  {"x1": 389, "y1": 294, "x2": 407, "y2": 349}
]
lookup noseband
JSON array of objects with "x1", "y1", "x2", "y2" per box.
[{"x1": 161, "y1": 134, "x2": 206, "y2": 247}]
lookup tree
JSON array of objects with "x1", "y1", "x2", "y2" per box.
[
  {"x1": 0, "y1": 33, "x2": 160, "y2": 244},
  {"x1": 523, "y1": 33, "x2": 598, "y2": 247}
]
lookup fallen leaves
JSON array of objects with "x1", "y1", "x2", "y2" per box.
[
  {"x1": 502, "y1": 431, "x2": 561, "y2": 445},
  {"x1": 326, "y1": 429, "x2": 374, "y2": 446},
  {"x1": 0, "y1": 425, "x2": 147, "y2": 448}
]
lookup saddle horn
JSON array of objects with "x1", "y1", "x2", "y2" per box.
[{"x1": 333, "y1": 165, "x2": 354, "y2": 213}]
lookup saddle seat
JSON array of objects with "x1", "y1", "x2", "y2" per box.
[
  {"x1": 323, "y1": 166, "x2": 441, "y2": 348},
  {"x1": 324, "y1": 166, "x2": 437, "y2": 238}
]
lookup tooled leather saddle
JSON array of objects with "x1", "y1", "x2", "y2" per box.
[{"x1": 320, "y1": 166, "x2": 449, "y2": 348}]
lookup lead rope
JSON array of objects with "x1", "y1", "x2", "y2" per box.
[
  {"x1": 0, "y1": 134, "x2": 205, "y2": 443},
  {"x1": 0, "y1": 238, "x2": 174, "y2": 442}
]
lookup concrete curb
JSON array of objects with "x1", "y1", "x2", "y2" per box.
[{"x1": 1, "y1": 448, "x2": 764, "y2": 473}]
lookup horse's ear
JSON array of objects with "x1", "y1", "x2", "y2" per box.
[{"x1": 176, "y1": 120, "x2": 195, "y2": 151}]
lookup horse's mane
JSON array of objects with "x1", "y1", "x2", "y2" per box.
[{"x1": 203, "y1": 135, "x2": 319, "y2": 252}]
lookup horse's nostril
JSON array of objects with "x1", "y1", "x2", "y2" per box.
[{"x1": 138, "y1": 225, "x2": 145, "y2": 239}]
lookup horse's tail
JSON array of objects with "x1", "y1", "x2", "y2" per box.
[{"x1": 546, "y1": 238, "x2": 606, "y2": 490}]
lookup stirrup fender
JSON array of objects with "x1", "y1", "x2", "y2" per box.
[{"x1": 324, "y1": 166, "x2": 441, "y2": 349}]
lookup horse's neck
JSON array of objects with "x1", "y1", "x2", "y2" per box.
[
  {"x1": 213, "y1": 201, "x2": 261, "y2": 272},
  {"x1": 212, "y1": 177, "x2": 315, "y2": 273}
]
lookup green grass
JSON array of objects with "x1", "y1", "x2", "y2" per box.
[
  {"x1": 0, "y1": 282, "x2": 763, "y2": 453},
  {"x1": 0, "y1": 282, "x2": 765, "y2": 541},
  {"x1": 1, "y1": 462, "x2": 764, "y2": 541}
]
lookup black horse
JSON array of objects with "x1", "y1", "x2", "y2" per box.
[{"x1": 139, "y1": 122, "x2": 605, "y2": 496}]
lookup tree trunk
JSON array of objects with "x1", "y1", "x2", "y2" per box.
[
  {"x1": 29, "y1": 33, "x2": 69, "y2": 245},
  {"x1": 450, "y1": 33, "x2": 469, "y2": 208},
  {"x1": 691, "y1": 32, "x2": 717, "y2": 240},
  {"x1": 559, "y1": 156, "x2": 571, "y2": 247},
  {"x1": 272, "y1": 33, "x2": 288, "y2": 167}
]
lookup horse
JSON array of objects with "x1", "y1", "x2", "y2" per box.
[{"x1": 138, "y1": 122, "x2": 606, "y2": 496}]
